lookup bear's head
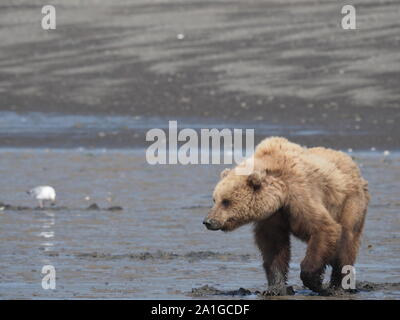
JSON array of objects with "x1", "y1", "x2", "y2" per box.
[{"x1": 203, "y1": 166, "x2": 287, "y2": 232}]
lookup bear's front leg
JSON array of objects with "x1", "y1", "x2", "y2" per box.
[{"x1": 254, "y1": 211, "x2": 294, "y2": 296}]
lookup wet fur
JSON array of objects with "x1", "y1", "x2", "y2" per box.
[{"x1": 206, "y1": 137, "x2": 370, "y2": 294}]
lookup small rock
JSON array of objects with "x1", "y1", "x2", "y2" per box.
[
  {"x1": 108, "y1": 206, "x2": 123, "y2": 212},
  {"x1": 87, "y1": 203, "x2": 100, "y2": 210}
]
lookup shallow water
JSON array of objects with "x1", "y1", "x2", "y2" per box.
[
  {"x1": 0, "y1": 111, "x2": 335, "y2": 150},
  {"x1": 0, "y1": 149, "x2": 399, "y2": 299}
]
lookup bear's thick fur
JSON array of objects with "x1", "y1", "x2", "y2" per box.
[{"x1": 203, "y1": 137, "x2": 369, "y2": 295}]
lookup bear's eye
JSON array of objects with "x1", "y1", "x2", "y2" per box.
[
  {"x1": 212, "y1": 197, "x2": 215, "y2": 203},
  {"x1": 221, "y1": 199, "x2": 231, "y2": 207}
]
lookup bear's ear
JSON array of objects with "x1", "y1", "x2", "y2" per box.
[
  {"x1": 220, "y1": 168, "x2": 231, "y2": 179},
  {"x1": 247, "y1": 171, "x2": 265, "y2": 190}
]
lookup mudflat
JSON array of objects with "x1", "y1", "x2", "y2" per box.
[
  {"x1": 0, "y1": 0, "x2": 399, "y2": 149},
  {"x1": 0, "y1": 150, "x2": 399, "y2": 299}
]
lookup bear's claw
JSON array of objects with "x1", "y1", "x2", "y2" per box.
[{"x1": 300, "y1": 270, "x2": 324, "y2": 293}]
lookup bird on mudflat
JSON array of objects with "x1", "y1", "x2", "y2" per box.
[{"x1": 27, "y1": 186, "x2": 56, "y2": 208}]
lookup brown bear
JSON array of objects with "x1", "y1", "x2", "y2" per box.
[{"x1": 203, "y1": 137, "x2": 369, "y2": 295}]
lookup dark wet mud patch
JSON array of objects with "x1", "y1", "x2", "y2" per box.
[
  {"x1": 0, "y1": 202, "x2": 123, "y2": 212},
  {"x1": 189, "y1": 281, "x2": 400, "y2": 298},
  {"x1": 86, "y1": 203, "x2": 123, "y2": 211},
  {"x1": 356, "y1": 281, "x2": 400, "y2": 293},
  {"x1": 179, "y1": 205, "x2": 211, "y2": 210},
  {"x1": 191, "y1": 285, "x2": 255, "y2": 297},
  {"x1": 74, "y1": 250, "x2": 253, "y2": 262},
  {"x1": 190, "y1": 285, "x2": 309, "y2": 298}
]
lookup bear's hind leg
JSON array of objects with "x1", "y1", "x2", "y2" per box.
[
  {"x1": 329, "y1": 229, "x2": 363, "y2": 291},
  {"x1": 254, "y1": 211, "x2": 293, "y2": 296},
  {"x1": 330, "y1": 193, "x2": 367, "y2": 291},
  {"x1": 299, "y1": 207, "x2": 342, "y2": 294},
  {"x1": 329, "y1": 259, "x2": 343, "y2": 289}
]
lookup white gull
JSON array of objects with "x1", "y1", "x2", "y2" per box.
[{"x1": 27, "y1": 186, "x2": 56, "y2": 208}]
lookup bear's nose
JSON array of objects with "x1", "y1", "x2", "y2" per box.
[{"x1": 203, "y1": 218, "x2": 221, "y2": 231}]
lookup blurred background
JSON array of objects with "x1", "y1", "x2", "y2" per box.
[{"x1": 0, "y1": 0, "x2": 399, "y2": 149}]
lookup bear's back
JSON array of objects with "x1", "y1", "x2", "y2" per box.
[
  {"x1": 307, "y1": 147, "x2": 362, "y2": 182},
  {"x1": 254, "y1": 137, "x2": 365, "y2": 190},
  {"x1": 255, "y1": 137, "x2": 304, "y2": 158}
]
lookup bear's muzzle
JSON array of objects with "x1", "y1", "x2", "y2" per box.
[{"x1": 203, "y1": 218, "x2": 222, "y2": 231}]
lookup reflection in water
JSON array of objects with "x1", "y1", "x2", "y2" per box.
[{"x1": 40, "y1": 211, "x2": 55, "y2": 254}]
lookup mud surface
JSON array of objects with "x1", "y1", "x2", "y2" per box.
[
  {"x1": 190, "y1": 281, "x2": 400, "y2": 299},
  {"x1": 0, "y1": 202, "x2": 123, "y2": 212},
  {"x1": 0, "y1": 1, "x2": 400, "y2": 149},
  {"x1": 0, "y1": 149, "x2": 398, "y2": 299}
]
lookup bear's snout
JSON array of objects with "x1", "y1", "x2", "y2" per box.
[{"x1": 203, "y1": 218, "x2": 221, "y2": 231}]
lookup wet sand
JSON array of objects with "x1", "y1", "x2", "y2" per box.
[
  {"x1": 0, "y1": 0, "x2": 400, "y2": 149},
  {"x1": 0, "y1": 149, "x2": 398, "y2": 299}
]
